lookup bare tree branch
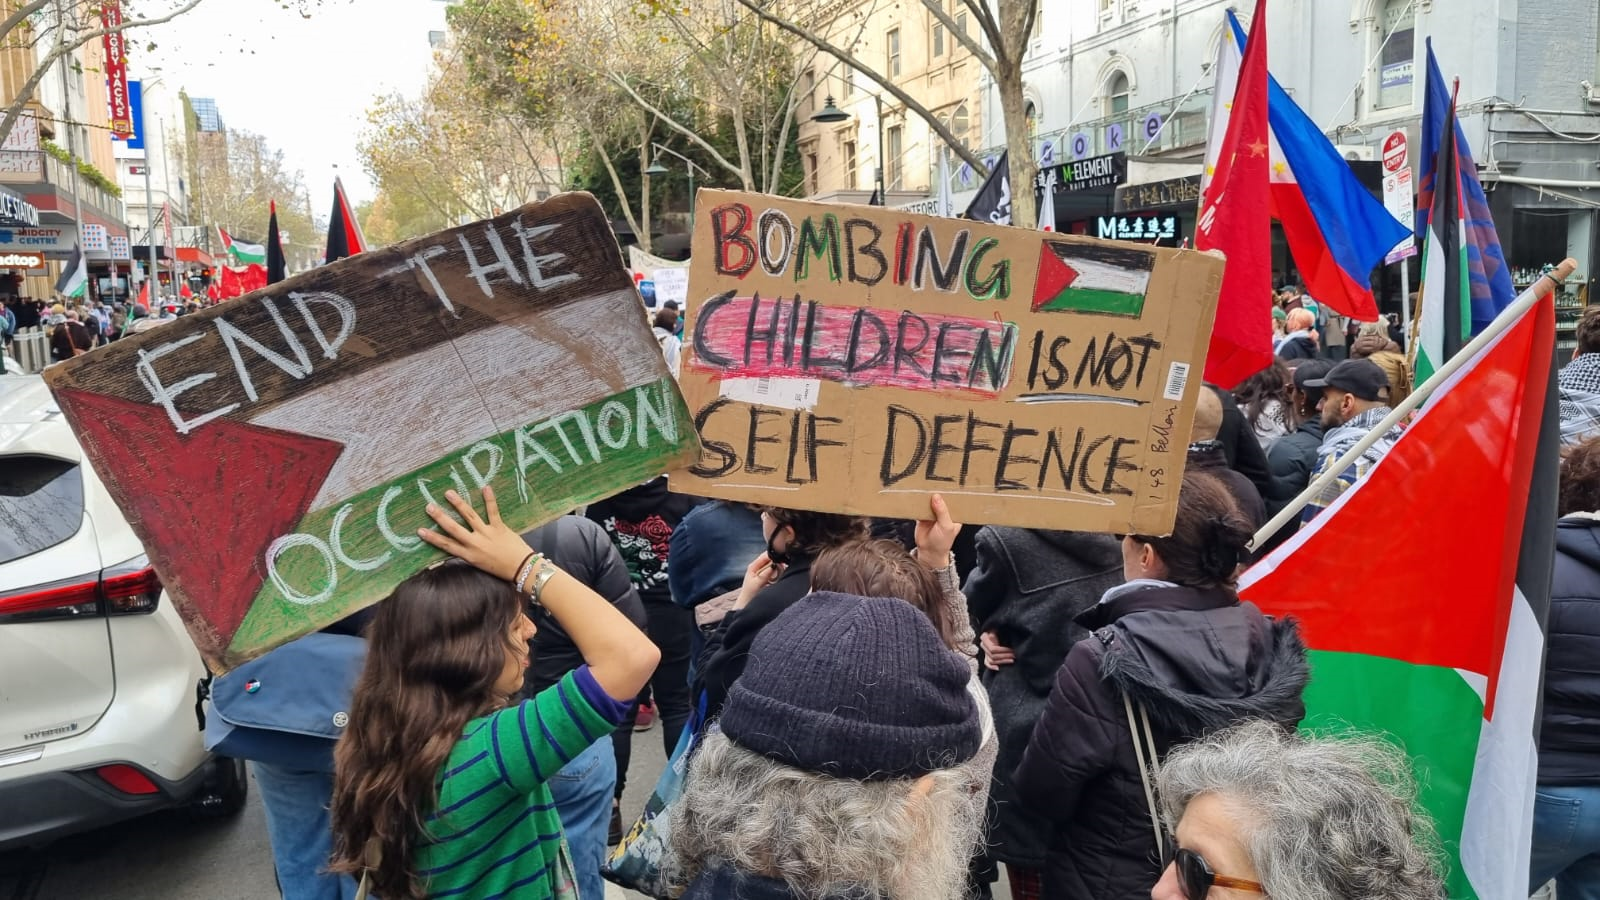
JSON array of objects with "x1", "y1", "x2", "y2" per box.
[
  {"x1": 0, "y1": 0, "x2": 211, "y2": 148},
  {"x1": 731, "y1": 0, "x2": 987, "y2": 177},
  {"x1": 606, "y1": 73, "x2": 752, "y2": 187},
  {"x1": 955, "y1": 0, "x2": 1006, "y2": 59},
  {"x1": 920, "y1": 0, "x2": 995, "y2": 70}
]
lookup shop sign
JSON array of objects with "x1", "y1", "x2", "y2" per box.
[
  {"x1": 1115, "y1": 175, "x2": 1203, "y2": 212},
  {"x1": 1043, "y1": 152, "x2": 1127, "y2": 193},
  {"x1": 0, "y1": 225, "x2": 76, "y2": 253},
  {"x1": 82, "y1": 223, "x2": 110, "y2": 253},
  {"x1": 1096, "y1": 214, "x2": 1180, "y2": 242},
  {"x1": 0, "y1": 251, "x2": 46, "y2": 269},
  {"x1": 110, "y1": 235, "x2": 132, "y2": 260},
  {"x1": 0, "y1": 191, "x2": 39, "y2": 226}
]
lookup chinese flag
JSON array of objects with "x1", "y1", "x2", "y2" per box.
[{"x1": 1194, "y1": 0, "x2": 1272, "y2": 389}]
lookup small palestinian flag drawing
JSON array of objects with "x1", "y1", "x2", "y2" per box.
[{"x1": 1032, "y1": 240, "x2": 1155, "y2": 317}]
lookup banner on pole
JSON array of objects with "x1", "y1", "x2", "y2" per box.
[
  {"x1": 43, "y1": 193, "x2": 699, "y2": 670},
  {"x1": 672, "y1": 189, "x2": 1225, "y2": 533},
  {"x1": 101, "y1": 1, "x2": 133, "y2": 137}
]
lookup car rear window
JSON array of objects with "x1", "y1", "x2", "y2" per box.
[{"x1": 0, "y1": 456, "x2": 84, "y2": 564}]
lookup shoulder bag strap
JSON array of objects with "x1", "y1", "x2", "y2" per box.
[{"x1": 1122, "y1": 690, "x2": 1167, "y2": 862}]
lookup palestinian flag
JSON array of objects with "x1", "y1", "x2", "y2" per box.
[
  {"x1": 1031, "y1": 241, "x2": 1153, "y2": 318},
  {"x1": 325, "y1": 177, "x2": 366, "y2": 263},
  {"x1": 55, "y1": 242, "x2": 87, "y2": 298},
  {"x1": 1240, "y1": 291, "x2": 1558, "y2": 898},
  {"x1": 219, "y1": 226, "x2": 266, "y2": 265},
  {"x1": 1414, "y1": 75, "x2": 1469, "y2": 384}
]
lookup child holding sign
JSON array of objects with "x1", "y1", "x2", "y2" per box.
[{"x1": 329, "y1": 487, "x2": 660, "y2": 900}]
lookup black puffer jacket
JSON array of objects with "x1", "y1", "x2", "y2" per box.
[
  {"x1": 1540, "y1": 515, "x2": 1600, "y2": 785},
  {"x1": 519, "y1": 515, "x2": 646, "y2": 699},
  {"x1": 1013, "y1": 582, "x2": 1309, "y2": 900},
  {"x1": 964, "y1": 527, "x2": 1123, "y2": 869}
]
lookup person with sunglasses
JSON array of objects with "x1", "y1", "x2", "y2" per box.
[
  {"x1": 1010, "y1": 471, "x2": 1310, "y2": 899},
  {"x1": 1153, "y1": 720, "x2": 1444, "y2": 900}
]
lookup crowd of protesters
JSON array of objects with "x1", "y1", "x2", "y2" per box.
[{"x1": 173, "y1": 292, "x2": 1600, "y2": 900}]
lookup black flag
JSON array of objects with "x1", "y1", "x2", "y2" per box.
[
  {"x1": 325, "y1": 177, "x2": 366, "y2": 264},
  {"x1": 962, "y1": 151, "x2": 1012, "y2": 225},
  {"x1": 266, "y1": 200, "x2": 287, "y2": 285}
]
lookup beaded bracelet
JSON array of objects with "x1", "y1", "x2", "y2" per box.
[{"x1": 514, "y1": 551, "x2": 542, "y2": 595}]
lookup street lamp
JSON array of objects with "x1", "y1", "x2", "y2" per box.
[
  {"x1": 812, "y1": 94, "x2": 886, "y2": 202},
  {"x1": 645, "y1": 143, "x2": 711, "y2": 228}
]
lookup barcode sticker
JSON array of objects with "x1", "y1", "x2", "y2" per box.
[
  {"x1": 1163, "y1": 362, "x2": 1190, "y2": 401},
  {"x1": 720, "y1": 377, "x2": 822, "y2": 411}
]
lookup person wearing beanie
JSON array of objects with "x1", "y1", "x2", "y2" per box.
[{"x1": 672, "y1": 591, "x2": 985, "y2": 900}]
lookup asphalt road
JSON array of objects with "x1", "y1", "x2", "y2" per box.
[{"x1": 0, "y1": 735, "x2": 668, "y2": 900}]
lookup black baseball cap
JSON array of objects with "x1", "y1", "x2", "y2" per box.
[
  {"x1": 1290, "y1": 359, "x2": 1334, "y2": 393},
  {"x1": 1304, "y1": 359, "x2": 1389, "y2": 402}
]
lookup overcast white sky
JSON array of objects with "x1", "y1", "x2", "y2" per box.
[{"x1": 143, "y1": 0, "x2": 450, "y2": 207}]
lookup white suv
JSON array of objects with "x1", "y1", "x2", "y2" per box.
[{"x1": 0, "y1": 374, "x2": 246, "y2": 849}]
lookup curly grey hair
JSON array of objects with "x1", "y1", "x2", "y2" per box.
[
  {"x1": 670, "y1": 731, "x2": 983, "y2": 900},
  {"x1": 1156, "y1": 721, "x2": 1445, "y2": 900}
]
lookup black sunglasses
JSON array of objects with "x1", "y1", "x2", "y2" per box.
[{"x1": 1173, "y1": 847, "x2": 1266, "y2": 900}]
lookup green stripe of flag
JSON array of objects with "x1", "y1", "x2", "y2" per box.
[{"x1": 1301, "y1": 650, "x2": 1483, "y2": 899}]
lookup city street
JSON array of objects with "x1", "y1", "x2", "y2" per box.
[{"x1": 0, "y1": 739, "x2": 669, "y2": 900}]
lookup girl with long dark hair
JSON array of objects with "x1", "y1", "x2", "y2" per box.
[{"x1": 328, "y1": 488, "x2": 660, "y2": 900}]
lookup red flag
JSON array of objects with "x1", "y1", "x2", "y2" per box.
[
  {"x1": 136, "y1": 279, "x2": 150, "y2": 308},
  {"x1": 180, "y1": 281, "x2": 193, "y2": 299},
  {"x1": 220, "y1": 266, "x2": 243, "y2": 299},
  {"x1": 1195, "y1": 0, "x2": 1272, "y2": 389},
  {"x1": 207, "y1": 282, "x2": 220, "y2": 301},
  {"x1": 241, "y1": 263, "x2": 268, "y2": 293},
  {"x1": 325, "y1": 177, "x2": 366, "y2": 263}
]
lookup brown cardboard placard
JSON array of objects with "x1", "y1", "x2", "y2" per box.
[
  {"x1": 671, "y1": 189, "x2": 1222, "y2": 535},
  {"x1": 43, "y1": 193, "x2": 699, "y2": 670}
]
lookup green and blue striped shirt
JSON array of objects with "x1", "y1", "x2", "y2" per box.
[{"x1": 413, "y1": 666, "x2": 628, "y2": 899}]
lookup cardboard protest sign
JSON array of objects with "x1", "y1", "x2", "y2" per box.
[
  {"x1": 44, "y1": 194, "x2": 698, "y2": 670},
  {"x1": 672, "y1": 189, "x2": 1223, "y2": 533}
]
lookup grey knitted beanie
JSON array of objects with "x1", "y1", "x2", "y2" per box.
[{"x1": 718, "y1": 591, "x2": 981, "y2": 781}]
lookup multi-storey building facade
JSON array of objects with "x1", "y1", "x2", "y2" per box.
[{"x1": 795, "y1": 0, "x2": 989, "y2": 205}]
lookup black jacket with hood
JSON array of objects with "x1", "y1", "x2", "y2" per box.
[
  {"x1": 1013, "y1": 581, "x2": 1309, "y2": 900},
  {"x1": 519, "y1": 515, "x2": 646, "y2": 700},
  {"x1": 964, "y1": 527, "x2": 1124, "y2": 869},
  {"x1": 1540, "y1": 515, "x2": 1600, "y2": 785}
]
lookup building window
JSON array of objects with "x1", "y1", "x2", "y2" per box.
[
  {"x1": 1024, "y1": 101, "x2": 1039, "y2": 138},
  {"x1": 840, "y1": 65, "x2": 854, "y2": 98},
  {"x1": 843, "y1": 140, "x2": 858, "y2": 189},
  {"x1": 1100, "y1": 0, "x2": 1117, "y2": 22},
  {"x1": 956, "y1": 10, "x2": 968, "y2": 36},
  {"x1": 886, "y1": 124, "x2": 903, "y2": 189},
  {"x1": 427, "y1": 30, "x2": 445, "y2": 48},
  {"x1": 799, "y1": 70, "x2": 815, "y2": 116},
  {"x1": 952, "y1": 102, "x2": 970, "y2": 145},
  {"x1": 1107, "y1": 71, "x2": 1131, "y2": 114},
  {"x1": 887, "y1": 28, "x2": 901, "y2": 77},
  {"x1": 805, "y1": 150, "x2": 819, "y2": 195},
  {"x1": 1375, "y1": 0, "x2": 1415, "y2": 110},
  {"x1": 933, "y1": 20, "x2": 945, "y2": 57}
]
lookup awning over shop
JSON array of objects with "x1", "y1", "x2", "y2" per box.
[{"x1": 176, "y1": 246, "x2": 214, "y2": 265}]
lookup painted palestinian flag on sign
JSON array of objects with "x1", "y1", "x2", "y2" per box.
[
  {"x1": 1031, "y1": 241, "x2": 1154, "y2": 317},
  {"x1": 44, "y1": 194, "x2": 699, "y2": 670},
  {"x1": 218, "y1": 226, "x2": 266, "y2": 265},
  {"x1": 1239, "y1": 293, "x2": 1557, "y2": 899}
]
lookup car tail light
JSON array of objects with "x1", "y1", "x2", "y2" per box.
[
  {"x1": 96, "y1": 764, "x2": 160, "y2": 795},
  {"x1": 0, "y1": 556, "x2": 163, "y2": 622},
  {"x1": 100, "y1": 558, "x2": 162, "y2": 616}
]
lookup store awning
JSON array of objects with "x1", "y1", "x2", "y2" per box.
[{"x1": 176, "y1": 246, "x2": 214, "y2": 265}]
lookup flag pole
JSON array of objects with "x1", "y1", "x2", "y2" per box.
[{"x1": 1251, "y1": 256, "x2": 1578, "y2": 549}]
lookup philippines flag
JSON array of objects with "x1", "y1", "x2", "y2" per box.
[
  {"x1": 1417, "y1": 38, "x2": 1515, "y2": 337},
  {"x1": 1221, "y1": 11, "x2": 1409, "y2": 321}
]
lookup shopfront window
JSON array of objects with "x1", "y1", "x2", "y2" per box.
[
  {"x1": 1375, "y1": 0, "x2": 1415, "y2": 110},
  {"x1": 952, "y1": 102, "x2": 970, "y2": 146}
]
